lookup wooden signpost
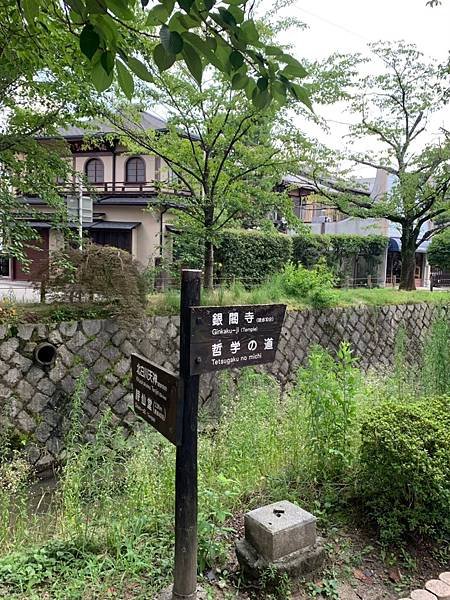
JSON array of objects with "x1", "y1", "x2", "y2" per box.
[{"x1": 131, "y1": 270, "x2": 286, "y2": 600}]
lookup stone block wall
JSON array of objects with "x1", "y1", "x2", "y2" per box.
[{"x1": 0, "y1": 302, "x2": 447, "y2": 470}]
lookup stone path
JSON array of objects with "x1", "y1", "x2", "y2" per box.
[{"x1": 400, "y1": 573, "x2": 450, "y2": 600}]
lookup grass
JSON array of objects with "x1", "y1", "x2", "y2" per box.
[{"x1": 147, "y1": 284, "x2": 449, "y2": 316}]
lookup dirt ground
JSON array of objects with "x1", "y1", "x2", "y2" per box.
[{"x1": 200, "y1": 513, "x2": 450, "y2": 600}]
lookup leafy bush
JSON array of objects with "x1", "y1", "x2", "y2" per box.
[
  {"x1": 278, "y1": 260, "x2": 337, "y2": 307},
  {"x1": 358, "y1": 396, "x2": 450, "y2": 542},
  {"x1": 428, "y1": 229, "x2": 450, "y2": 271},
  {"x1": 292, "y1": 234, "x2": 330, "y2": 269},
  {"x1": 40, "y1": 242, "x2": 147, "y2": 326},
  {"x1": 215, "y1": 229, "x2": 292, "y2": 285}
]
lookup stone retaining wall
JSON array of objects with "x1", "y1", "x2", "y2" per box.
[{"x1": 0, "y1": 302, "x2": 447, "y2": 470}]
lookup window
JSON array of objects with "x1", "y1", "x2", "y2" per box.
[
  {"x1": 0, "y1": 256, "x2": 10, "y2": 277},
  {"x1": 85, "y1": 158, "x2": 104, "y2": 183},
  {"x1": 126, "y1": 157, "x2": 146, "y2": 183}
]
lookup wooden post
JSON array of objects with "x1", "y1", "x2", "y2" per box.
[
  {"x1": 430, "y1": 274, "x2": 434, "y2": 292},
  {"x1": 367, "y1": 274, "x2": 372, "y2": 288},
  {"x1": 173, "y1": 269, "x2": 202, "y2": 600}
]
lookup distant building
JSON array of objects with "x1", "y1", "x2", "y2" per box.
[
  {"x1": 0, "y1": 112, "x2": 182, "y2": 299},
  {"x1": 282, "y1": 169, "x2": 433, "y2": 288}
]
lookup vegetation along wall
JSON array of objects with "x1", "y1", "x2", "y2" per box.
[{"x1": 0, "y1": 302, "x2": 447, "y2": 471}]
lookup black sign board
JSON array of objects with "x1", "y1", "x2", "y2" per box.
[
  {"x1": 189, "y1": 304, "x2": 286, "y2": 375},
  {"x1": 131, "y1": 354, "x2": 181, "y2": 446}
]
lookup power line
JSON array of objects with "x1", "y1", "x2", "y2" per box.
[{"x1": 295, "y1": 4, "x2": 371, "y2": 43}]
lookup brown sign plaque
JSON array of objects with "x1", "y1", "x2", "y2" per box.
[
  {"x1": 131, "y1": 354, "x2": 181, "y2": 445},
  {"x1": 189, "y1": 304, "x2": 286, "y2": 375}
]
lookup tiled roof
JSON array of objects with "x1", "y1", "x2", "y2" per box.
[{"x1": 37, "y1": 111, "x2": 167, "y2": 140}]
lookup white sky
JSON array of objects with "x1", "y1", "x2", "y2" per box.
[{"x1": 273, "y1": 0, "x2": 450, "y2": 175}]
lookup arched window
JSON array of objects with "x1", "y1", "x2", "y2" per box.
[
  {"x1": 85, "y1": 158, "x2": 104, "y2": 183},
  {"x1": 126, "y1": 157, "x2": 146, "y2": 183}
]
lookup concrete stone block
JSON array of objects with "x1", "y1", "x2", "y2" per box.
[
  {"x1": 59, "y1": 321, "x2": 78, "y2": 337},
  {"x1": 244, "y1": 501, "x2": 316, "y2": 562},
  {"x1": 236, "y1": 537, "x2": 325, "y2": 580},
  {"x1": 425, "y1": 579, "x2": 450, "y2": 600},
  {"x1": 0, "y1": 338, "x2": 19, "y2": 360},
  {"x1": 441, "y1": 573, "x2": 450, "y2": 586},
  {"x1": 17, "y1": 324, "x2": 35, "y2": 340},
  {"x1": 81, "y1": 319, "x2": 102, "y2": 337}
]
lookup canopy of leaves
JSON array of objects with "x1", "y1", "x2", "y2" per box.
[
  {"x1": 298, "y1": 42, "x2": 450, "y2": 251},
  {"x1": 105, "y1": 67, "x2": 298, "y2": 243},
  {"x1": 0, "y1": 2, "x2": 97, "y2": 262},
  {"x1": 16, "y1": 0, "x2": 310, "y2": 110},
  {"x1": 428, "y1": 229, "x2": 450, "y2": 270}
]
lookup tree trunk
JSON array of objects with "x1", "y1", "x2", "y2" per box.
[
  {"x1": 399, "y1": 226, "x2": 417, "y2": 291},
  {"x1": 203, "y1": 239, "x2": 214, "y2": 290}
]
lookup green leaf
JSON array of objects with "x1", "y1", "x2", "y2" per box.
[
  {"x1": 252, "y1": 86, "x2": 271, "y2": 109},
  {"x1": 107, "y1": 0, "x2": 134, "y2": 20},
  {"x1": 146, "y1": 4, "x2": 172, "y2": 25},
  {"x1": 281, "y1": 54, "x2": 308, "y2": 77},
  {"x1": 231, "y1": 71, "x2": 249, "y2": 90},
  {"x1": 160, "y1": 25, "x2": 184, "y2": 54},
  {"x1": 86, "y1": 0, "x2": 107, "y2": 14},
  {"x1": 290, "y1": 83, "x2": 313, "y2": 110},
  {"x1": 203, "y1": 0, "x2": 215, "y2": 9},
  {"x1": 128, "y1": 57, "x2": 153, "y2": 82},
  {"x1": 182, "y1": 32, "x2": 223, "y2": 70},
  {"x1": 271, "y1": 81, "x2": 287, "y2": 105},
  {"x1": 281, "y1": 64, "x2": 308, "y2": 80},
  {"x1": 257, "y1": 76, "x2": 268, "y2": 91},
  {"x1": 178, "y1": 0, "x2": 195, "y2": 10},
  {"x1": 91, "y1": 60, "x2": 114, "y2": 92},
  {"x1": 217, "y1": 8, "x2": 236, "y2": 26},
  {"x1": 227, "y1": 5, "x2": 244, "y2": 23},
  {"x1": 265, "y1": 45, "x2": 283, "y2": 56},
  {"x1": 229, "y1": 50, "x2": 244, "y2": 70},
  {"x1": 65, "y1": 0, "x2": 86, "y2": 14},
  {"x1": 80, "y1": 25, "x2": 100, "y2": 60},
  {"x1": 239, "y1": 19, "x2": 259, "y2": 44},
  {"x1": 23, "y1": 0, "x2": 39, "y2": 22},
  {"x1": 153, "y1": 43, "x2": 176, "y2": 71},
  {"x1": 182, "y1": 43, "x2": 203, "y2": 84},
  {"x1": 116, "y1": 59, "x2": 134, "y2": 99},
  {"x1": 100, "y1": 50, "x2": 115, "y2": 74}
]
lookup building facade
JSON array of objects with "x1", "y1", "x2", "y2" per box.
[{"x1": 0, "y1": 113, "x2": 179, "y2": 299}]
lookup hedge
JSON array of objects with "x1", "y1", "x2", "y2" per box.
[
  {"x1": 358, "y1": 396, "x2": 450, "y2": 542},
  {"x1": 215, "y1": 229, "x2": 293, "y2": 285},
  {"x1": 428, "y1": 229, "x2": 450, "y2": 271},
  {"x1": 292, "y1": 233, "x2": 388, "y2": 276}
]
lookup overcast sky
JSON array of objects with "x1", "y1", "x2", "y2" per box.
[{"x1": 273, "y1": 0, "x2": 450, "y2": 175}]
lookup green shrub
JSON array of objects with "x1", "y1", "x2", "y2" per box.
[
  {"x1": 215, "y1": 229, "x2": 292, "y2": 285},
  {"x1": 292, "y1": 234, "x2": 330, "y2": 269},
  {"x1": 278, "y1": 260, "x2": 337, "y2": 307},
  {"x1": 428, "y1": 229, "x2": 450, "y2": 271},
  {"x1": 358, "y1": 396, "x2": 450, "y2": 542}
]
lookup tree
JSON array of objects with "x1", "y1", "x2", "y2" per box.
[
  {"x1": 0, "y1": 2, "x2": 96, "y2": 265},
  {"x1": 304, "y1": 42, "x2": 450, "y2": 290},
  {"x1": 105, "y1": 68, "x2": 297, "y2": 288},
  {"x1": 15, "y1": 0, "x2": 311, "y2": 110},
  {"x1": 428, "y1": 229, "x2": 450, "y2": 271}
]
